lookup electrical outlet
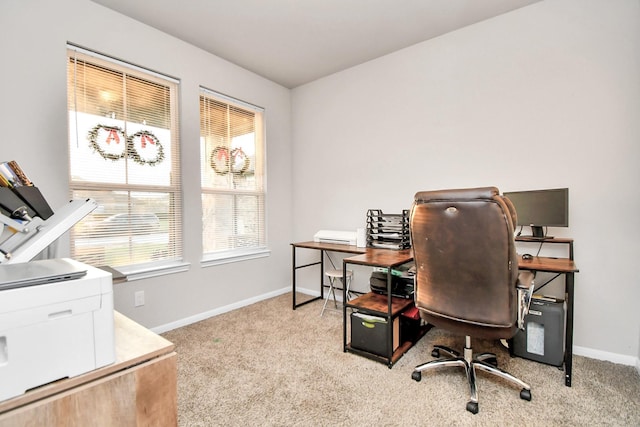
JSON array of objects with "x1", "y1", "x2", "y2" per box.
[{"x1": 134, "y1": 291, "x2": 145, "y2": 307}]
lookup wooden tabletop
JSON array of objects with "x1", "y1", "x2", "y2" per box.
[
  {"x1": 291, "y1": 241, "x2": 367, "y2": 254},
  {"x1": 344, "y1": 248, "x2": 413, "y2": 268},
  {"x1": 518, "y1": 256, "x2": 579, "y2": 273},
  {"x1": 292, "y1": 241, "x2": 575, "y2": 273}
]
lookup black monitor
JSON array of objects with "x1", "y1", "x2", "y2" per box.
[{"x1": 504, "y1": 188, "x2": 569, "y2": 239}]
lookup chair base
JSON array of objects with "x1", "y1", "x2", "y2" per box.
[{"x1": 412, "y1": 336, "x2": 531, "y2": 414}]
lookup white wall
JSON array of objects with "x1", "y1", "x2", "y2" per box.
[
  {"x1": 0, "y1": 0, "x2": 293, "y2": 329},
  {"x1": 292, "y1": 0, "x2": 640, "y2": 360}
]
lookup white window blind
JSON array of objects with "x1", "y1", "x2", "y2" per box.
[
  {"x1": 200, "y1": 88, "x2": 266, "y2": 260},
  {"x1": 67, "y1": 46, "x2": 182, "y2": 272}
]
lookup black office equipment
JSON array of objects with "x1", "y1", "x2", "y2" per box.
[
  {"x1": 504, "y1": 188, "x2": 569, "y2": 238},
  {"x1": 512, "y1": 297, "x2": 565, "y2": 367},
  {"x1": 369, "y1": 270, "x2": 414, "y2": 298},
  {"x1": 366, "y1": 209, "x2": 410, "y2": 249}
]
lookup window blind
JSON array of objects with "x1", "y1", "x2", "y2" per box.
[
  {"x1": 67, "y1": 46, "x2": 182, "y2": 271},
  {"x1": 199, "y1": 88, "x2": 266, "y2": 258}
]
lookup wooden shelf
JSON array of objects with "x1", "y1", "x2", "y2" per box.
[{"x1": 348, "y1": 292, "x2": 413, "y2": 317}]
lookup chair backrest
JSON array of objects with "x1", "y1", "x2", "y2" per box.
[{"x1": 410, "y1": 187, "x2": 519, "y2": 339}]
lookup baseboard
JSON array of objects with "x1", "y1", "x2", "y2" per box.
[
  {"x1": 573, "y1": 345, "x2": 639, "y2": 368},
  {"x1": 294, "y1": 286, "x2": 320, "y2": 298},
  {"x1": 150, "y1": 286, "x2": 291, "y2": 334},
  {"x1": 295, "y1": 285, "x2": 350, "y2": 301}
]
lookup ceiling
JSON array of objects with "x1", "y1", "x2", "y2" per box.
[{"x1": 91, "y1": 0, "x2": 542, "y2": 88}]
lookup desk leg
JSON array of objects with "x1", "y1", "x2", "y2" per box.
[
  {"x1": 320, "y1": 250, "x2": 325, "y2": 300},
  {"x1": 565, "y1": 272, "x2": 574, "y2": 387},
  {"x1": 386, "y1": 270, "x2": 393, "y2": 368},
  {"x1": 343, "y1": 261, "x2": 348, "y2": 352},
  {"x1": 292, "y1": 245, "x2": 297, "y2": 310},
  {"x1": 291, "y1": 246, "x2": 324, "y2": 310}
]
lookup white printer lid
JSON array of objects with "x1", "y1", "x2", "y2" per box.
[{"x1": 0, "y1": 258, "x2": 87, "y2": 291}]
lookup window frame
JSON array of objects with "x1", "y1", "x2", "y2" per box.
[
  {"x1": 67, "y1": 45, "x2": 187, "y2": 279},
  {"x1": 199, "y1": 87, "x2": 269, "y2": 266}
]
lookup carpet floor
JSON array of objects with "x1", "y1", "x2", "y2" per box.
[{"x1": 162, "y1": 293, "x2": 640, "y2": 426}]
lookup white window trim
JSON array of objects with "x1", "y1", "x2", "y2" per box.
[
  {"x1": 201, "y1": 248, "x2": 271, "y2": 268},
  {"x1": 121, "y1": 261, "x2": 191, "y2": 281}
]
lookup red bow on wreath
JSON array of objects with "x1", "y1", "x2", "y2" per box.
[
  {"x1": 210, "y1": 146, "x2": 250, "y2": 175},
  {"x1": 87, "y1": 124, "x2": 165, "y2": 166}
]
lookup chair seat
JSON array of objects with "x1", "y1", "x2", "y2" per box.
[
  {"x1": 321, "y1": 269, "x2": 354, "y2": 316},
  {"x1": 325, "y1": 269, "x2": 353, "y2": 278}
]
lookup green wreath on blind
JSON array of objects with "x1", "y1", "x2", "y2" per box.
[
  {"x1": 88, "y1": 125, "x2": 164, "y2": 166},
  {"x1": 127, "y1": 130, "x2": 165, "y2": 166},
  {"x1": 87, "y1": 124, "x2": 126, "y2": 161},
  {"x1": 210, "y1": 146, "x2": 250, "y2": 175}
]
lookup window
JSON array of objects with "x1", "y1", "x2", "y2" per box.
[
  {"x1": 200, "y1": 88, "x2": 267, "y2": 263},
  {"x1": 67, "y1": 46, "x2": 182, "y2": 274}
]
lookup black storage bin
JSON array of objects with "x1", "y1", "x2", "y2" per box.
[{"x1": 350, "y1": 312, "x2": 399, "y2": 357}]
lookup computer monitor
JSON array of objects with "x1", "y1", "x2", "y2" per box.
[{"x1": 504, "y1": 188, "x2": 569, "y2": 239}]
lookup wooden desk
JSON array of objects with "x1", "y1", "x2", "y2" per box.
[
  {"x1": 518, "y1": 255, "x2": 578, "y2": 387},
  {"x1": 0, "y1": 312, "x2": 177, "y2": 426},
  {"x1": 291, "y1": 241, "x2": 366, "y2": 309}
]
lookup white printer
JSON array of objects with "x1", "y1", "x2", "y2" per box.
[{"x1": 0, "y1": 258, "x2": 115, "y2": 402}]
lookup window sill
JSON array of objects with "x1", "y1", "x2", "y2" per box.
[
  {"x1": 201, "y1": 247, "x2": 271, "y2": 267},
  {"x1": 119, "y1": 261, "x2": 191, "y2": 282}
]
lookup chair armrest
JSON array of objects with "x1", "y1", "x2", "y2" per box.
[
  {"x1": 517, "y1": 271, "x2": 535, "y2": 290},
  {"x1": 516, "y1": 271, "x2": 535, "y2": 330}
]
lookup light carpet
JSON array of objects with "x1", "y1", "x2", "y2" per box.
[{"x1": 162, "y1": 293, "x2": 640, "y2": 426}]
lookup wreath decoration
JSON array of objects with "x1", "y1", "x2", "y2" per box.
[
  {"x1": 87, "y1": 125, "x2": 165, "y2": 166},
  {"x1": 230, "y1": 148, "x2": 250, "y2": 175},
  {"x1": 210, "y1": 146, "x2": 230, "y2": 175},
  {"x1": 87, "y1": 124, "x2": 126, "y2": 161},
  {"x1": 210, "y1": 146, "x2": 250, "y2": 175},
  {"x1": 127, "y1": 130, "x2": 165, "y2": 166}
]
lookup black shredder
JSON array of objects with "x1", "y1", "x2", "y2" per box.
[{"x1": 512, "y1": 297, "x2": 565, "y2": 367}]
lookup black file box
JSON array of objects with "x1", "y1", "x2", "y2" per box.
[
  {"x1": 350, "y1": 312, "x2": 399, "y2": 357},
  {"x1": 513, "y1": 297, "x2": 565, "y2": 366}
]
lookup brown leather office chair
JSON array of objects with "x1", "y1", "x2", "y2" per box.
[{"x1": 409, "y1": 187, "x2": 534, "y2": 414}]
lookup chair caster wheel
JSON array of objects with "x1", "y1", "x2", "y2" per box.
[
  {"x1": 431, "y1": 348, "x2": 440, "y2": 358},
  {"x1": 520, "y1": 388, "x2": 532, "y2": 401},
  {"x1": 466, "y1": 401, "x2": 479, "y2": 414},
  {"x1": 411, "y1": 371, "x2": 422, "y2": 382}
]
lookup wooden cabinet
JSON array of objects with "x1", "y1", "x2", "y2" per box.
[{"x1": 0, "y1": 312, "x2": 177, "y2": 426}]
